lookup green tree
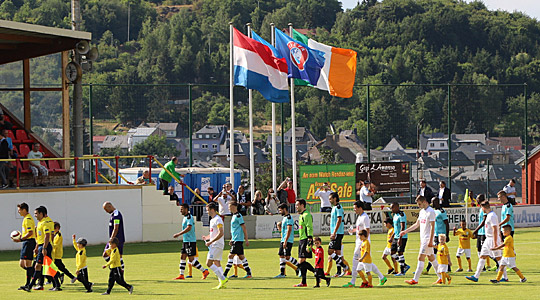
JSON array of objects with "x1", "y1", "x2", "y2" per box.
[{"x1": 131, "y1": 135, "x2": 177, "y2": 157}]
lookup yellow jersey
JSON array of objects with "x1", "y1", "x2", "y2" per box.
[
  {"x1": 360, "y1": 239, "x2": 372, "y2": 264},
  {"x1": 73, "y1": 239, "x2": 87, "y2": 271},
  {"x1": 52, "y1": 231, "x2": 63, "y2": 259},
  {"x1": 104, "y1": 247, "x2": 122, "y2": 269},
  {"x1": 21, "y1": 214, "x2": 36, "y2": 240},
  {"x1": 454, "y1": 228, "x2": 473, "y2": 249},
  {"x1": 36, "y1": 216, "x2": 54, "y2": 245},
  {"x1": 436, "y1": 243, "x2": 449, "y2": 265},
  {"x1": 386, "y1": 228, "x2": 394, "y2": 249},
  {"x1": 502, "y1": 235, "x2": 516, "y2": 258}
]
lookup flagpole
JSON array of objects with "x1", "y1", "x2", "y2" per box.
[
  {"x1": 229, "y1": 22, "x2": 235, "y2": 188},
  {"x1": 271, "y1": 23, "x2": 277, "y2": 193},
  {"x1": 247, "y1": 23, "x2": 255, "y2": 201},
  {"x1": 288, "y1": 23, "x2": 297, "y2": 195}
]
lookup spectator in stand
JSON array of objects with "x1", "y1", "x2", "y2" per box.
[
  {"x1": 0, "y1": 131, "x2": 9, "y2": 188},
  {"x1": 207, "y1": 187, "x2": 216, "y2": 202},
  {"x1": 191, "y1": 188, "x2": 205, "y2": 205},
  {"x1": 215, "y1": 184, "x2": 235, "y2": 217},
  {"x1": 0, "y1": 110, "x2": 13, "y2": 131},
  {"x1": 169, "y1": 186, "x2": 179, "y2": 203},
  {"x1": 27, "y1": 143, "x2": 48, "y2": 187},
  {"x1": 158, "y1": 157, "x2": 184, "y2": 195},
  {"x1": 265, "y1": 188, "x2": 279, "y2": 215},
  {"x1": 226, "y1": 183, "x2": 237, "y2": 198},
  {"x1": 314, "y1": 182, "x2": 333, "y2": 212},
  {"x1": 236, "y1": 185, "x2": 252, "y2": 216},
  {"x1": 438, "y1": 181, "x2": 451, "y2": 208},
  {"x1": 503, "y1": 179, "x2": 517, "y2": 205},
  {"x1": 278, "y1": 177, "x2": 296, "y2": 213},
  {"x1": 2, "y1": 129, "x2": 14, "y2": 187},
  {"x1": 251, "y1": 190, "x2": 265, "y2": 215},
  {"x1": 417, "y1": 180, "x2": 434, "y2": 202},
  {"x1": 135, "y1": 170, "x2": 153, "y2": 185},
  {"x1": 359, "y1": 180, "x2": 374, "y2": 211}
]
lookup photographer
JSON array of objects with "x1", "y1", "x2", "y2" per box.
[
  {"x1": 278, "y1": 177, "x2": 296, "y2": 213},
  {"x1": 215, "y1": 184, "x2": 236, "y2": 217},
  {"x1": 314, "y1": 182, "x2": 333, "y2": 212},
  {"x1": 265, "y1": 188, "x2": 279, "y2": 215}
]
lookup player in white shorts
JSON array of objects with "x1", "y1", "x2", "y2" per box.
[
  {"x1": 342, "y1": 201, "x2": 387, "y2": 287},
  {"x1": 400, "y1": 196, "x2": 442, "y2": 285},
  {"x1": 466, "y1": 201, "x2": 507, "y2": 282},
  {"x1": 203, "y1": 202, "x2": 228, "y2": 289}
]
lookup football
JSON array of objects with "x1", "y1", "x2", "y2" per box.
[{"x1": 10, "y1": 230, "x2": 21, "y2": 241}]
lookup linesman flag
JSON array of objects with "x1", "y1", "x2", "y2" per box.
[
  {"x1": 292, "y1": 29, "x2": 357, "y2": 98},
  {"x1": 274, "y1": 28, "x2": 326, "y2": 86},
  {"x1": 43, "y1": 256, "x2": 59, "y2": 277},
  {"x1": 233, "y1": 27, "x2": 289, "y2": 103}
]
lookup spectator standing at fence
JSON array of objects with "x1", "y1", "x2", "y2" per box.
[
  {"x1": 265, "y1": 188, "x2": 279, "y2": 215},
  {"x1": 314, "y1": 182, "x2": 333, "y2": 212},
  {"x1": 159, "y1": 157, "x2": 184, "y2": 195},
  {"x1": 438, "y1": 181, "x2": 451, "y2": 207},
  {"x1": 191, "y1": 188, "x2": 205, "y2": 205},
  {"x1": 215, "y1": 184, "x2": 234, "y2": 217},
  {"x1": 0, "y1": 131, "x2": 9, "y2": 189},
  {"x1": 417, "y1": 180, "x2": 434, "y2": 202},
  {"x1": 503, "y1": 179, "x2": 517, "y2": 204},
  {"x1": 169, "y1": 186, "x2": 179, "y2": 203},
  {"x1": 27, "y1": 143, "x2": 48, "y2": 187},
  {"x1": 207, "y1": 187, "x2": 216, "y2": 202},
  {"x1": 236, "y1": 185, "x2": 252, "y2": 216},
  {"x1": 359, "y1": 180, "x2": 374, "y2": 211},
  {"x1": 135, "y1": 170, "x2": 153, "y2": 185},
  {"x1": 278, "y1": 178, "x2": 296, "y2": 213},
  {"x1": 251, "y1": 190, "x2": 265, "y2": 215}
]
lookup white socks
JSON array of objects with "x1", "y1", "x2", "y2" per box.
[
  {"x1": 413, "y1": 261, "x2": 425, "y2": 282},
  {"x1": 350, "y1": 260, "x2": 359, "y2": 284},
  {"x1": 474, "y1": 258, "x2": 486, "y2": 278},
  {"x1": 210, "y1": 264, "x2": 226, "y2": 281},
  {"x1": 371, "y1": 263, "x2": 384, "y2": 280},
  {"x1": 430, "y1": 259, "x2": 441, "y2": 279}
]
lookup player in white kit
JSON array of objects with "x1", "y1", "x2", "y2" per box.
[
  {"x1": 400, "y1": 196, "x2": 442, "y2": 285},
  {"x1": 342, "y1": 201, "x2": 387, "y2": 287},
  {"x1": 202, "y1": 202, "x2": 228, "y2": 289}
]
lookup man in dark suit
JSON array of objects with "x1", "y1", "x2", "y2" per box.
[
  {"x1": 437, "y1": 181, "x2": 451, "y2": 208},
  {"x1": 417, "y1": 180, "x2": 434, "y2": 203}
]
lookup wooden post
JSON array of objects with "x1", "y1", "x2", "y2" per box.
[
  {"x1": 61, "y1": 51, "x2": 71, "y2": 169},
  {"x1": 23, "y1": 59, "x2": 31, "y2": 131}
]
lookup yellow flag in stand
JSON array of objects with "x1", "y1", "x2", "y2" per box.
[{"x1": 464, "y1": 189, "x2": 469, "y2": 205}]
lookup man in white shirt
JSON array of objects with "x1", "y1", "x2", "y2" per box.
[
  {"x1": 215, "y1": 184, "x2": 235, "y2": 216},
  {"x1": 342, "y1": 201, "x2": 387, "y2": 287},
  {"x1": 503, "y1": 179, "x2": 516, "y2": 204},
  {"x1": 400, "y1": 195, "x2": 442, "y2": 285},
  {"x1": 314, "y1": 182, "x2": 333, "y2": 212},
  {"x1": 203, "y1": 202, "x2": 228, "y2": 289},
  {"x1": 27, "y1": 143, "x2": 48, "y2": 187},
  {"x1": 466, "y1": 201, "x2": 506, "y2": 282},
  {"x1": 359, "y1": 180, "x2": 374, "y2": 210}
]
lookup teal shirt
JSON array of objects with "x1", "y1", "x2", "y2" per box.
[
  {"x1": 478, "y1": 208, "x2": 485, "y2": 235},
  {"x1": 231, "y1": 212, "x2": 245, "y2": 242},
  {"x1": 331, "y1": 204, "x2": 344, "y2": 235},
  {"x1": 501, "y1": 203, "x2": 514, "y2": 231},
  {"x1": 182, "y1": 214, "x2": 196, "y2": 242},
  {"x1": 435, "y1": 209, "x2": 448, "y2": 235},
  {"x1": 299, "y1": 210, "x2": 313, "y2": 240},
  {"x1": 281, "y1": 214, "x2": 294, "y2": 243},
  {"x1": 393, "y1": 211, "x2": 408, "y2": 239},
  {"x1": 159, "y1": 161, "x2": 180, "y2": 182}
]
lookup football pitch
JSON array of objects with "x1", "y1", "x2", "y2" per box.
[{"x1": 1, "y1": 228, "x2": 540, "y2": 299}]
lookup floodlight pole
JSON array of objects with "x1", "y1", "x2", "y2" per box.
[{"x1": 72, "y1": 0, "x2": 84, "y2": 184}]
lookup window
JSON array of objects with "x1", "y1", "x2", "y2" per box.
[
  {"x1": 194, "y1": 144, "x2": 200, "y2": 149},
  {"x1": 440, "y1": 143, "x2": 444, "y2": 147},
  {"x1": 430, "y1": 143, "x2": 435, "y2": 147},
  {"x1": 198, "y1": 134, "x2": 203, "y2": 138},
  {"x1": 206, "y1": 134, "x2": 210, "y2": 138},
  {"x1": 212, "y1": 144, "x2": 218, "y2": 149},
  {"x1": 202, "y1": 144, "x2": 208, "y2": 149}
]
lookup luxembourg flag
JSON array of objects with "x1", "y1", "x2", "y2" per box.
[{"x1": 233, "y1": 27, "x2": 289, "y2": 103}]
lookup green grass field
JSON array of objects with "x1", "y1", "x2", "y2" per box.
[{"x1": 2, "y1": 228, "x2": 540, "y2": 299}]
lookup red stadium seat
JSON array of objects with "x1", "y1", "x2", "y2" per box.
[
  {"x1": 15, "y1": 130, "x2": 32, "y2": 143},
  {"x1": 19, "y1": 144, "x2": 30, "y2": 157},
  {"x1": 6, "y1": 130, "x2": 15, "y2": 141},
  {"x1": 3, "y1": 115, "x2": 11, "y2": 123},
  {"x1": 21, "y1": 161, "x2": 31, "y2": 173},
  {"x1": 48, "y1": 160, "x2": 66, "y2": 172},
  {"x1": 40, "y1": 160, "x2": 48, "y2": 169}
]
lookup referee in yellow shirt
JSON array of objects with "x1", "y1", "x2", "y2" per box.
[{"x1": 14, "y1": 203, "x2": 36, "y2": 290}]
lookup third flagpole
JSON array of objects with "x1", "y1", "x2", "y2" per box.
[
  {"x1": 271, "y1": 23, "x2": 277, "y2": 192},
  {"x1": 229, "y1": 22, "x2": 235, "y2": 188},
  {"x1": 288, "y1": 23, "x2": 298, "y2": 195},
  {"x1": 247, "y1": 23, "x2": 255, "y2": 202}
]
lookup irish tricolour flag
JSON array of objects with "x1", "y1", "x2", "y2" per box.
[
  {"x1": 292, "y1": 29, "x2": 357, "y2": 99},
  {"x1": 233, "y1": 27, "x2": 289, "y2": 103}
]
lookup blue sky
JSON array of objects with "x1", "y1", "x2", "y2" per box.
[{"x1": 340, "y1": 0, "x2": 540, "y2": 20}]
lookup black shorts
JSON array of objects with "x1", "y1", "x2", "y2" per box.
[
  {"x1": 278, "y1": 242, "x2": 293, "y2": 257},
  {"x1": 391, "y1": 238, "x2": 407, "y2": 253},
  {"x1": 20, "y1": 238, "x2": 36, "y2": 260},
  {"x1": 320, "y1": 207, "x2": 332, "y2": 213},
  {"x1": 230, "y1": 241, "x2": 244, "y2": 255},
  {"x1": 363, "y1": 202, "x2": 372, "y2": 211},
  {"x1": 477, "y1": 234, "x2": 486, "y2": 252},
  {"x1": 35, "y1": 243, "x2": 52, "y2": 265},
  {"x1": 182, "y1": 242, "x2": 197, "y2": 257},
  {"x1": 298, "y1": 239, "x2": 313, "y2": 259},
  {"x1": 328, "y1": 234, "x2": 344, "y2": 250}
]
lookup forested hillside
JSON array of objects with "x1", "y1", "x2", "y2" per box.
[{"x1": 1, "y1": 0, "x2": 540, "y2": 148}]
